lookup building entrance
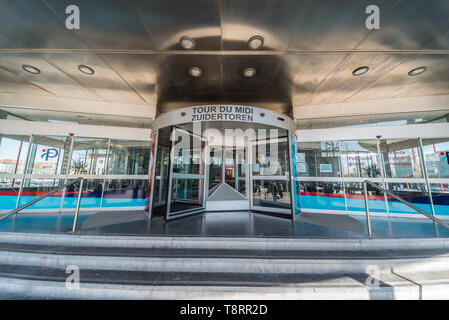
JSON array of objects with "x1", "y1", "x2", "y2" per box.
[{"x1": 148, "y1": 106, "x2": 300, "y2": 221}]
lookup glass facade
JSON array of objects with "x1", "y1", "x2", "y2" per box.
[
  {"x1": 296, "y1": 137, "x2": 449, "y2": 216},
  {"x1": 0, "y1": 134, "x2": 150, "y2": 211}
]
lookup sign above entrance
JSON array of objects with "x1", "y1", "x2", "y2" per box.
[{"x1": 151, "y1": 105, "x2": 297, "y2": 133}]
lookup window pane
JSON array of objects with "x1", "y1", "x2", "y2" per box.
[
  {"x1": 63, "y1": 179, "x2": 103, "y2": 208},
  {"x1": 421, "y1": 138, "x2": 449, "y2": 178},
  {"x1": 27, "y1": 136, "x2": 71, "y2": 175},
  {"x1": 253, "y1": 129, "x2": 290, "y2": 176},
  {"x1": 386, "y1": 182, "x2": 431, "y2": 214},
  {"x1": 299, "y1": 181, "x2": 345, "y2": 211},
  {"x1": 103, "y1": 179, "x2": 147, "y2": 207},
  {"x1": 70, "y1": 138, "x2": 108, "y2": 175},
  {"x1": 340, "y1": 140, "x2": 381, "y2": 178},
  {"x1": 297, "y1": 141, "x2": 341, "y2": 177},
  {"x1": 19, "y1": 179, "x2": 64, "y2": 209},
  {"x1": 169, "y1": 178, "x2": 203, "y2": 213},
  {"x1": 345, "y1": 182, "x2": 387, "y2": 213},
  {"x1": 379, "y1": 139, "x2": 423, "y2": 178},
  {"x1": 107, "y1": 140, "x2": 150, "y2": 175},
  {"x1": 430, "y1": 183, "x2": 449, "y2": 216},
  {"x1": 0, "y1": 135, "x2": 29, "y2": 174},
  {"x1": 252, "y1": 180, "x2": 291, "y2": 209},
  {"x1": 0, "y1": 178, "x2": 21, "y2": 210}
]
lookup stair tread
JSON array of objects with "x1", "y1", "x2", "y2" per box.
[{"x1": 1, "y1": 242, "x2": 448, "y2": 260}]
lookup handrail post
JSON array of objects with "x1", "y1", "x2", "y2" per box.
[
  {"x1": 363, "y1": 181, "x2": 373, "y2": 237},
  {"x1": 72, "y1": 179, "x2": 84, "y2": 234}
]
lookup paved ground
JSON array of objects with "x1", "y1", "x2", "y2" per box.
[{"x1": 0, "y1": 210, "x2": 448, "y2": 239}]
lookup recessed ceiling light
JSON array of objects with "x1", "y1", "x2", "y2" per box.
[
  {"x1": 243, "y1": 67, "x2": 256, "y2": 78},
  {"x1": 78, "y1": 65, "x2": 95, "y2": 75},
  {"x1": 22, "y1": 64, "x2": 41, "y2": 74},
  {"x1": 189, "y1": 67, "x2": 202, "y2": 77},
  {"x1": 352, "y1": 66, "x2": 369, "y2": 76},
  {"x1": 248, "y1": 35, "x2": 264, "y2": 50},
  {"x1": 180, "y1": 36, "x2": 196, "y2": 50},
  {"x1": 408, "y1": 66, "x2": 427, "y2": 76}
]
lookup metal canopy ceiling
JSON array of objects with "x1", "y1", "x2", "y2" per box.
[{"x1": 0, "y1": 0, "x2": 448, "y2": 119}]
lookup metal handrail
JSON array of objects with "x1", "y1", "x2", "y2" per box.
[
  {"x1": 363, "y1": 180, "x2": 449, "y2": 237},
  {"x1": 0, "y1": 177, "x2": 84, "y2": 233}
]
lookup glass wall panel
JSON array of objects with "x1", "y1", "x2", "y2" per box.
[
  {"x1": 253, "y1": 130, "x2": 289, "y2": 176},
  {"x1": 0, "y1": 135, "x2": 30, "y2": 174},
  {"x1": 19, "y1": 179, "x2": 65, "y2": 209},
  {"x1": 27, "y1": 136, "x2": 71, "y2": 175},
  {"x1": 172, "y1": 130, "x2": 202, "y2": 175},
  {"x1": 379, "y1": 139, "x2": 423, "y2": 178},
  {"x1": 421, "y1": 138, "x2": 449, "y2": 178},
  {"x1": 299, "y1": 181, "x2": 345, "y2": 211},
  {"x1": 297, "y1": 141, "x2": 341, "y2": 177},
  {"x1": 70, "y1": 138, "x2": 109, "y2": 175},
  {"x1": 253, "y1": 180, "x2": 291, "y2": 210},
  {"x1": 107, "y1": 140, "x2": 150, "y2": 175},
  {"x1": 63, "y1": 179, "x2": 103, "y2": 208},
  {"x1": 225, "y1": 147, "x2": 246, "y2": 195},
  {"x1": 0, "y1": 178, "x2": 21, "y2": 210},
  {"x1": 386, "y1": 182, "x2": 432, "y2": 214},
  {"x1": 430, "y1": 182, "x2": 449, "y2": 216},
  {"x1": 102, "y1": 179, "x2": 147, "y2": 207},
  {"x1": 345, "y1": 182, "x2": 387, "y2": 212},
  {"x1": 208, "y1": 145, "x2": 222, "y2": 192},
  {"x1": 340, "y1": 140, "x2": 381, "y2": 178}
]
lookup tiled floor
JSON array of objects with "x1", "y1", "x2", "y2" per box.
[{"x1": 1, "y1": 210, "x2": 448, "y2": 239}]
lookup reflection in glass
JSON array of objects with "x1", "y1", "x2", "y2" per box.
[
  {"x1": 430, "y1": 183, "x2": 449, "y2": 216},
  {"x1": 300, "y1": 181, "x2": 345, "y2": 211},
  {"x1": 386, "y1": 182, "x2": 431, "y2": 214},
  {"x1": 379, "y1": 139, "x2": 423, "y2": 178},
  {"x1": 421, "y1": 138, "x2": 449, "y2": 179},
  {"x1": 0, "y1": 135, "x2": 30, "y2": 175},
  {"x1": 19, "y1": 179, "x2": 65, "y2": 209},
  {"x1": 107, "y1": 140, "x2": 150, "y2": 175},
  {"x1": 345, "y1": 182, "x2": 386, "y2": 213},
  {"x1": 253, "y1": 130, "x2": 289, "y2": 176},
  {"x1": 208, "y1": 146, "x2": 222, "y2": 192},
  {"x1": 253, "y1": 180, "x2": 291, "y2": 209},
  {"x1": 0, "y1": 178, "x2": 21, "y2": 210},
  {"x1": 27, "y1": 136, "x2": 71, "y2": 175},
  {"x1": 63, "y1": 179, "x2": 103, "y2": 208},
  {"x1": 170, "y1": 178, "x2": 203, "y2": 213},
  {"x1": 172, "y1": 130, "x2": 202, "y2": 175},
  {"x1": 103, "y1": 179, "x2": 147, "y2": 207},
  {"x1": 70, "y1": 138, "x2": 109, "y2": 175},
  {"x1": 340, "y1": 140, "x2": 381, "y2": 178}
]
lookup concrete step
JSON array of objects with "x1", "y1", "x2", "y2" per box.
[{"x1": 1, "y1": 232, "x2": 449, "y2": 299}]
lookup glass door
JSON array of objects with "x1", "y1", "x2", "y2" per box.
[
  {"x1": 251, "y1": 130, "x2": 292, "y2": 215},
  {"x1": 166, "y1": 127, "x2": 205, "y2": 219}
]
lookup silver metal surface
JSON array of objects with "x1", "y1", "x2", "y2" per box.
[
  {"x1": 364, "y1": 180, "x2": 449, "y2": 231},
  {"x1": 362, "y1": 181, "x2": 373, "y2": 237},
  {"x1": 0, "y1": 0, "x2": 448, "y2": 117},
  {"x1": 72, "y1": 178, "x2": 84, "y2": 233}
]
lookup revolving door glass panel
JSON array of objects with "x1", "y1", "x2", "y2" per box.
[
  {"x1": 251, "y1": 129, "x2": 292, "y2": 215},
  {"x1": 167, "y1": 128, "x2": 205, "y2": 219}
]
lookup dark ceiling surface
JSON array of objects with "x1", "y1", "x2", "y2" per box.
[{"x1": 0, "y1": 0, "x2": 448, "y2": 117}]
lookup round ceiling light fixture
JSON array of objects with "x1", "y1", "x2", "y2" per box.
[
  {"x1": 248, "y1": 35, "x2": 264, "y2": 50},
  {"x1": 22, "y1": 64, "x2": 41, "y2": 74},
  {"x1": 352, "y1": 66, "x2": 369, "y2": 76},
  {"x1": 189, "y1": 66, "x2": 202, "y2": 77},
  {"x1": 408, "y1": 66, "x2": 427, "y2": 76},
  {"x1": 243, "y1": 67, "x2": 256, "y2": 78},
  {"x1": 180, "y1": 36, "x2": 196, "y2": 50},
  {"x1": 78, "y1": 65, "x2": 95, "y2": 75}
]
